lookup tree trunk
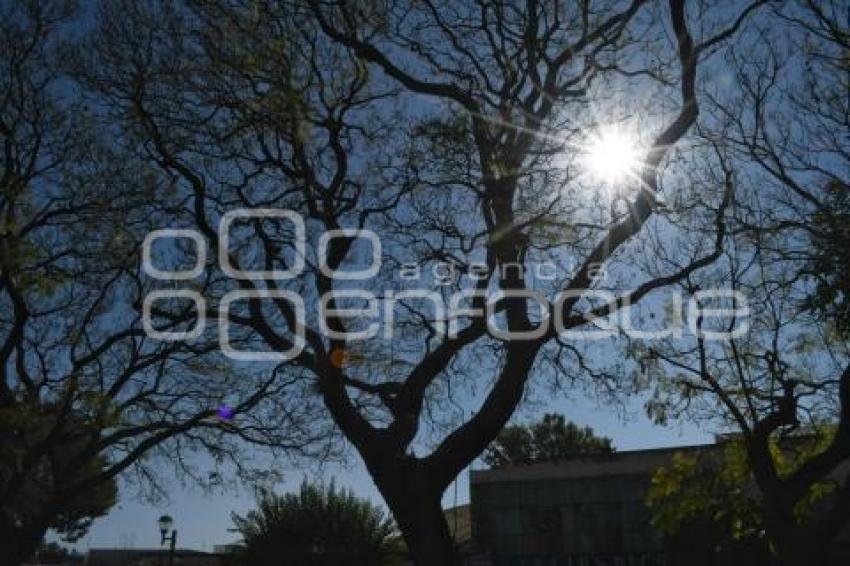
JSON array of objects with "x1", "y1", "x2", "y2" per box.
[
  {"x1": 373, "y1": 462, "x2": 460, "y2": 566},
  {"x1": 393, "y1": 497, "x2": 460, "y2": 566}
]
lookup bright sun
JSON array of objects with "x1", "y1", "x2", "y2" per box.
[{"x1": 582, "y1": 126, "x2": 642, "y2": 185}]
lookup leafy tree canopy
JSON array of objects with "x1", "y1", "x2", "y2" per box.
[
  {"x1": 0, "y1": 405, "x2": 118, "y2": 544},
  {"x1": 31, "y1": 541, "x2": 76, "y2": 564},
  {"x1": 230, "y1": 480, "x2": 401, "y2": 566},
  {"x1": 483, "y1": 413, "x2": 614, "y2": 468},
  {"x1": 646, "y1": 434, "x2": 838, "y2": 549},
  {"x1": 805, "y1": 181, "x2": 850, "y2": 335}
]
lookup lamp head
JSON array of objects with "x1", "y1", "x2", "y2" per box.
[{"x1": 157, "y1": 514, "x2": 174, "y2": 537}]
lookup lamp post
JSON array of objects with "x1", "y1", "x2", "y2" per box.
[{"x1": 157, "y1": 515, "x2": 177, "y2": 566}]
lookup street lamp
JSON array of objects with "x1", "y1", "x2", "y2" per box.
[{"x1": 157, "y1": 514, "x2": 177, "y2": 566}]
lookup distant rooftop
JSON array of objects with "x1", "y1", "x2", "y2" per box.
[
  {"x1": 85, "y1": 548, "x2": 221, "y2": 566},
  {"x1": 470, "y1": 443, "x2": 716, "y2": 483}
]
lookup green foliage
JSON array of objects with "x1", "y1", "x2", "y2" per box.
[
  {"x1": 484, "y1": 426, "x2": 535, "y2": 467},
  {"x1": 805, "y1": 180, "x2": 850, "y2": 335},
  {"x1": 769, "y1": 430, "x2": 838, "y2": 522},
  {"x1": 646, "y1": 435, "x2": 837, "y2": 545},
  {"x1": 483, "y1": 413, "x2": 614, "y2": 468},
  {"x1": 0, "y1": 404, "x2": 118, "y2": 543},
  {"x1": 646, "y1": 444, "x2": 762, "y2": 543},
  {"x1": 32, "y1": 541, "x2": 72, "y2": 564},
  {"x1": 230, "y1": 479, "x2": 401, "y2": 566}
]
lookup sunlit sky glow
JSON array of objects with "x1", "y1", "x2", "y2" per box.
[{"x1": 581, "y1": 125, "x2": 643, "y2": 186}]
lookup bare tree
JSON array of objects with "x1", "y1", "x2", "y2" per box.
[
  {"x1": 637, "y1": 3, "x2": 850, "y2": 564},
  {"x1": 0, "y1": 3, "x2": 331, "y2": 563},
  {"x1": 71, "y1": 0, "x2": 767, "y2": 563}
]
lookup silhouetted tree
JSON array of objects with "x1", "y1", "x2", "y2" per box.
[
  {"x1": 72, "y1": 1, "x2": 764, "y2": 563},
  {"x1": 484, "y1": 413, "x2": 613, "y2": 467},
  {"x1": 805, "y1": 180, "x2": 850, "y2": 334},
  {"x1": 31, "y1": 541, "x2": 75, "y2": 564},
  {"x1": 0, "y1": 410, "x2": 118, "y2": 548},
  {"x1": 631, "y1": 3, "x2": 850, "y2": 565},
  {"x1": 231, "y1": 480, "x2": 400, "y2": 566},
  {"x1": 0, "y1": 4, "x2": 331, "y2": 562}
]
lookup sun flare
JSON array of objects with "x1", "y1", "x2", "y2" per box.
[{"x1": 582, "y1": 126, "x2": 642, "y2": 185}]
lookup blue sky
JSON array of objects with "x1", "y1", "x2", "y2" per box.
[{"x1": 68, "y1": 392, "x2": 712, "y2": 552}]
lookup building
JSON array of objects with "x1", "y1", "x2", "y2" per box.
[
  {"x1": 469, "y1": 442, "x2": 850, "y2": 566},
  {"x1": 470, "y1": 445, "x2": 711, "y2": 566}
]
